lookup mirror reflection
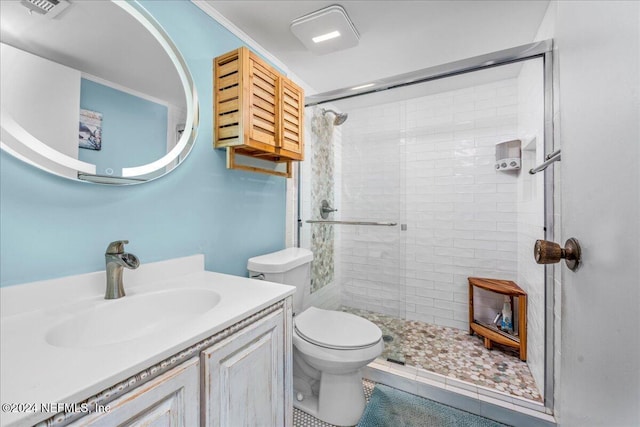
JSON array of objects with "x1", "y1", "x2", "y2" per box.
[{"x1": 0, "y1": 0, "x2": 197, "y2": 184}]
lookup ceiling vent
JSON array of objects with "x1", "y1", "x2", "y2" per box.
[
  {"x1": 290, "y1": 5, "x2": 359, "y2": 55},
  {"x1": 20, "y1": 0, "x2": 69, "y2": 18}
]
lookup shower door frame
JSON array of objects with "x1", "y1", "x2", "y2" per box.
[{"x1": 299, "y1": 40, "x2": 556, "y2": 411}]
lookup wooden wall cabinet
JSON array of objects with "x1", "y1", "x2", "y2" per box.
[{"x1": 214, "y1": 47, "x2": 304, "y2": 178}]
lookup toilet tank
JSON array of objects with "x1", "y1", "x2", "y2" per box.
[{"x1": 247, "y1": 248, "x2": 313, "y2": 314}]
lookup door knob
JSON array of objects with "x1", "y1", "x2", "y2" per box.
[{"x1": 534, "y1": 238, "x2": 581, "y2": 271}]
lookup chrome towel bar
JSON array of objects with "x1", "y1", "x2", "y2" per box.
[
  {"x1": 306, "y1": 220, "x2": 398, "y2": 226},
  {"x1": 529, "y1": 149, "x2": 561, "y2": 175}
]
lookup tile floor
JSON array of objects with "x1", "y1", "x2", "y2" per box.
[
  {"x1": 341, "y1": 307, "x2": 542, "y2": 402},
  {"x1": 293, "y1": 379, "x2": 375, "y2": 427}
]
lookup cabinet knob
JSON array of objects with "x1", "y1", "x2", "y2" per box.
[{"x1": 534, "y1": 238, "x2": 581, "y2": 271}]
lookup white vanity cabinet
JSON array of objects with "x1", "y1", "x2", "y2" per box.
[
  {"x1": 1, "y1": 257, "x2": 295, "y2": 427},
  {"x1": 201, "y1": 308, "x2": 286, "y2": 427},
  {"x1": 38, "y1": 300, "x2": 292, "y2": 427},
  {"x1": 68, "y1": 357, "x2": 200, "y2": 426}
]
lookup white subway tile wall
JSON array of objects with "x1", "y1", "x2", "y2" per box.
[{"x1": 339, "y1": 79, "x2": 521, "y2": 329}]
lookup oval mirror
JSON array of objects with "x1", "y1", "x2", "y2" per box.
[{"x1": 0, "y1": 0, "x2": 198, "y2": 185}]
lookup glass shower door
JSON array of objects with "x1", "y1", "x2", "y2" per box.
[{"x1": 299, "y1": 104, "x2": 407, "y2": 363}]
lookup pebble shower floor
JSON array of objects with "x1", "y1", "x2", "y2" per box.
[{"x1": 342, "y1": 307, "x2": 542, "y2": 403}]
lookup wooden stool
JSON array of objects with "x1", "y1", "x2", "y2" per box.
[{"x1": 468, "y1": 277, "x2": 527, "y2": 361}]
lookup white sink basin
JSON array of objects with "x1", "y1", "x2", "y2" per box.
[{"x1": 45, "y1": 288, "x2": 221, "y2": 348}]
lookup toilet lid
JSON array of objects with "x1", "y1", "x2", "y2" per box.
[{"x1": 294, "y1": 307, "x2": 382, "y2": 350}]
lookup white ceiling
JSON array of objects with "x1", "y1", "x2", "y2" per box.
[{"x1": 205, "y1": 0, "x2": 550, "y2": 97}]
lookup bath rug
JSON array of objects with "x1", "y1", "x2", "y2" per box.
[{"x1": 357, "y1": 384, "x2": 509, "y2": 427}]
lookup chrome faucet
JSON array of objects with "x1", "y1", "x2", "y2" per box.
[{"x1": 105, "y1": 240, "x2": 140, "y2": 299}]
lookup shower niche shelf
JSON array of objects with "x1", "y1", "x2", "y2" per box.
[
  {"x1": 213, "y1": 47, "x2": 304, "y2": 178},
  {"x1": 468, "y1": 277, "x2": 528, "y2": 361}
]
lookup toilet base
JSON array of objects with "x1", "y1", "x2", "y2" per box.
[
  {"x1": 295, "y1": 369, "x2": 366, "y2": 427},
  {"x1": 293, "y1": 393, "x2": 320, "y2": 419},
  {"x1": 320, "y1": 369, "x2": 366, "y2": 426}
]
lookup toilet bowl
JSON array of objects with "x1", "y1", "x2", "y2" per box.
[
  {"x1": 293, "y1": 307, "x2": 383, "y2": 426},
  {"x1": 247, "y1": 248, "x2": 383, "y2": 426}
]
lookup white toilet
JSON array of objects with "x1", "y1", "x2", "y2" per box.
[{"x1": 248, "y1": 248, "x2": 383, "y2": 426}]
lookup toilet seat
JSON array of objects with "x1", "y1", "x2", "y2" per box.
[{"x1": 294, "y1": 307, "x2": 382, "y2": 350}]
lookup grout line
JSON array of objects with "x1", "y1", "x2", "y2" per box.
[
  {"x1": 477, "y1": 383, "x2": 516, "y2": 403},
  {"x1": 446, "y1": 376, "x2": 479, "y2": 393},
  {"x1": 445, "y1": 383, "x2": 479, "y2": 399},
  {"x1": 416, "y1": 368, "x2": 447, "y2": 384},
  {"x1": 478, "y1": 393, "x2": 517, "y2": 410},
  {"x1": 415, "y1": 373, "x2": 448, "y2": 389},
  {"x1": 511, "y1": 394, "x2": 546, "y2": 411}
]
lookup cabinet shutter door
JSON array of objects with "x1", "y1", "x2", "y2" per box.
[
  {"x1": 279, "y1": 77, "x2": 304, "y2": 159},
  {"x1": 248, "y1": 57, "x2": 279, "y2": 150},
  {"x1": 214, "y1": 50, "x2": 241, "y2": 147}
]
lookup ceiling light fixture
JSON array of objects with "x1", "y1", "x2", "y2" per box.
[
  {"x1": 291, "y1": 5, "x2": 359, "y2": 55},
  {"x1": 312, "y1": 30, "x2": 341, "y2": 44}
]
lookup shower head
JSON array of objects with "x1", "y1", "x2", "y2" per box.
[{"x1": 321, "y1": 108, "x2": 348, "y2": 126}]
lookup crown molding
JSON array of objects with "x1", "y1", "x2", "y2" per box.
[{"x1": 190, "y1": 0, "x2": 290, "y2": 74}]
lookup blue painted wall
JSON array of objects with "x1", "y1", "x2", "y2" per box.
[
  {"x1": 0, "y1": 0, "x2": 287, "y2": 287},
  {"x1": 79, "y1": 78, "x2": 168, "y2": 176}
]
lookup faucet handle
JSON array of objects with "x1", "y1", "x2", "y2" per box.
[{"x1": 106, "y1": 240, "x2": 129, "y2": 254}]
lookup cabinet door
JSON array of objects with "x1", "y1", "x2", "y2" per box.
[
  {"x1": 201, "y1": 309, "x2": 285, "y2": 427},
  {"x1": 69, "y1": 357, "x2": 199, "y2": 426},
  {"x1": 247, "y1": 53, "x2": 279, "y2": 151},
  {"x1": 214, "y1": 49, "x2": 242, "y2": 148},
  {"x1": 278, "y1": 77, "x2": 304, "y2": 160}
]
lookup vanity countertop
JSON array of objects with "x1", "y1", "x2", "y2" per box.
[{"x1": 0, "y1": 255, "x2": 295, "y2": 427}]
